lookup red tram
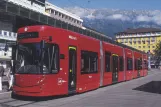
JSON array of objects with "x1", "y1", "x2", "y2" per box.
[{"x1": 12, "y1": 25, "x2": 148, "y2": 97}]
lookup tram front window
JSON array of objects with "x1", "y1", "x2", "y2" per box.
[
  {"x1": 15, "y1": 43, "x2": 59, "y2": 74},
  {"x1": 16, "y1": 43, "x2": 42, "y2": 74}
]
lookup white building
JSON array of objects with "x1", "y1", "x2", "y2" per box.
[
  {"x1": 7, "y1": 0, "x2": 46, "y2": 14},
  {"x1": 45, "y1": 2, "x2": 83, "y2": 27},
  {"x1": 5, "y1": 0, "x2": 83, "y2": 27}
]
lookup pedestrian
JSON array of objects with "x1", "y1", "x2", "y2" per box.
[
  {"x1": 0, "y1": 62, "x2": 5, "y2": 91},
  {"x1": 6, "y1": 61, "x2": 13, "y2": 90}
]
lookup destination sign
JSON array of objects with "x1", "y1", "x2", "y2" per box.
[{"x1": 17, "y1": 32, "x2": 39, "y2": 40}]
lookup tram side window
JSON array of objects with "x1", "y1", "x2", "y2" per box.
[
  {"x1": 43, "y1": 44, "x2": 59, "y2": 74},
  {"x1": 105, "y1": 52, "x2": 111, "y2": 72},
  {"x1": 138, "y1": 59, "x2": 142, "y2": 70},
  {"x1": 127, "y1": 58, "x2": 133, "y2": 70},
  {"x1": 119, "y1": 56, "x2": 124, "y2": 71},
  {"x1": 144, "y1": 60, "x2": 148, "y2": 69},
  {"x1": 81, "y1": 51, "x2": 98, "y2": 74},
  {"x1": 140, "y1": 58, "x2": 142, "y2": 70}
]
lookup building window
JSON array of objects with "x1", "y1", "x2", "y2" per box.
[
  {"x1": 65, "y1": 16, "x2": 68, "y2": 19},
  {"x1": 62, "y1": 14, "x2": 64, "y2": 18},
  {"x1": 119, "y1": 56, "x2": 124, "y2": 71},
  {"x1": 81, "y1": 51, "x2": 98, "y2": 74},
  {"x1": 121, "y1": 39, "x2": 124, "y2": 43},
  {"x1": 127, "y1": 58, "x2": 133, "y2": 70},
  {"x1": 125, "y1": 39, "x2": 128, "y2": 43},
  {"x1": 138, "y1": 38, "x2": 141, "y2": 44},
  {"x1": 55, "y1": 11, "x2": 58, "y2": 15},
  {"x1": 105, "y1": 52, "x2": 111, "y2": 72},
  {"x1": 143, "y1": 46, "x2": 145, "y2": 48},
  {"x1": 4, "y1": 32, "x2": 7, "y2": 36},
  {"x1": 147, "y1": 33, "x2": 151, "y2": 35},
  {"x1": 59, "y1": 13, "x2": 61, "y2": 17},
  {"x1": 138, "y1": 46, "x2": 141, "y2": 48},
  {"x1": 151, "y1": 37, "x2": 155, "y2": 42},
  {"x1": 129, "y1": 38, "x2": 132, "y2": 44},
  {"x1": 148, "y1": 46, "x2": 150, "y2": 48},
  {"x1": 71, "y1": 18, "x2": 74, "y2": 22},
  {"x1": 142, "y1": 38, "x2": 145, "y2": 44},
  {"x1": 69, "y1": 17, "x2": 71, "y2": 21},
  {"x1": 152, "y1": 46, "x2": 155, "y2": 48},
  {"x1": 147, "y1": 38, "x2": 150, "y2": 44},
  {"x1": 133, "y1": 38, "x2": 136, "y2": 44}
]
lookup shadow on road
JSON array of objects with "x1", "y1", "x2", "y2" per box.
[
  {"x1": 12, "y1": 92, "x2": 76, "y2": 101},
  {"x1": 133, "y1": 81, "x2": 161, "y2": 94}
]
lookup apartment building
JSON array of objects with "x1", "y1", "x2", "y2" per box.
[{"x1": 116, "y1": 28, "x2": 161, "y2": 54}]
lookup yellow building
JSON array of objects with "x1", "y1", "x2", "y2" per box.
[{"x1": 116, "y1": 28, "x2": 161, "y2": 54}]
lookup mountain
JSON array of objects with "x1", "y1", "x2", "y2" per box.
[{"x1": 64, "y1": 7, "x2": 161, "y2": 38}]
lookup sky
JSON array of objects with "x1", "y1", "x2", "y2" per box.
[{"x1": 48, "y1": 0, "x2": 161, "y2": 10}]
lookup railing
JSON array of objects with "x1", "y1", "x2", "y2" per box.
[
  {"x1": 7, "y1": 0, "x2": 45, "y2": 14},
  {"x1": 45, "y1": 2, "x2": 83, "y2": 22},
  {"x1": 116, "y1": 33, "x2": 161, "y2": 38},
  {"x1": 0, "y1": 30, "x2": 17, "y2": 41}
]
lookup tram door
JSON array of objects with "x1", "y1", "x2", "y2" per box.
[
  {"x1": 68, "y1": 46, "x2": 77, "y2": 94},
  {"x1": 137, "y1": 59, "x2": 141, "y2": 77},
  {"x1": 112, "y1": 54, "x2": 119, "y2": 83}
]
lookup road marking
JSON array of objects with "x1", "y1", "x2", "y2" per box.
[{"x1": 0, "y1": 91, "x2": 11, "y2": 95}]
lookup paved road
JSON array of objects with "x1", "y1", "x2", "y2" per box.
[{"x1": 0, "y1": 69, "x2": 161, "y2": 107}]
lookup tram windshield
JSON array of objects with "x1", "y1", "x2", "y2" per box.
[
  {"x1": 16, "y1": 43, "x2": 42, "y2": 74},
  {"x1": 15, "y1": 42, "x2": 59, "y2": 74}
]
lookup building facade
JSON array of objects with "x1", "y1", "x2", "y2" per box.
[
  {"x1": 45, "y1": 2, "x2": 83, "y2": 27},
  {"x1": 116, "y1": 28, "x2": 161, "y2": 54}
]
